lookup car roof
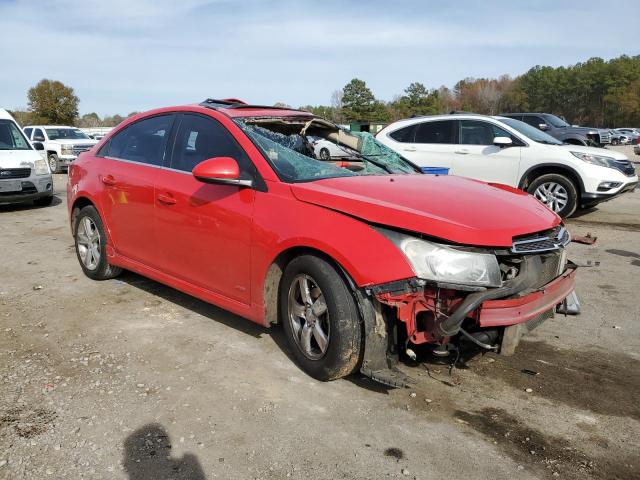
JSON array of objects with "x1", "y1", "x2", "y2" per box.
[
  {"x1": 0, "y1": 108, "x2": 11, "y2": 120},
  {"x1": 383, "y1": 113, "x2": 498, "y2": 130},
  {"x1": 199, "y1": 98, "x2": 315, "y2": 119},
  {"x1": 25, "y1": 125, "x2": 77, "y2": 129}
]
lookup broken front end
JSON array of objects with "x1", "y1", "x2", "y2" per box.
[{"x1": 359, "y1": 226, "x2": 578, "y2": 387}]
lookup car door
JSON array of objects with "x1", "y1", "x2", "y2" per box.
[
  {"x1": 391, "y1": 120, "x2": 457, "y2": 170},
  {"x1": 153, "y1": 112, "x2": 255, "y2": 304},
  {"x1": 96, "y1": 114, "x2": 175, "y2": 266},
  {"x1": 450, "y1": 119, "x2": 522, "y2": 186}
]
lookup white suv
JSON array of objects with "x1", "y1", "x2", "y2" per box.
[
  {"x1": 0, "y1": 109, "x2": 54, "y2": 206},
  {"x1": 23, "y1": 125, "x2": 98, "y2": 173},
  {"x1": 376, "y1": 114, "x2": 638, "y2": 217}
]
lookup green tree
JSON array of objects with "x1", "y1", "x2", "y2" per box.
[
  {"x1": 77, "y1": 112, "x2": 101, "y2": 128},
  {"x1": 27, "y1": 79, "x2": 79, "y2": 124},
  {"x1": 341, "y1": 78, "x2": 376, "y2": 121}
]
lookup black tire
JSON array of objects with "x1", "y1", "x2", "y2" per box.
[
  {"x1": 48, "y1": 153, "x2": 61, "y2": 174},
  {"x1": 527, "y1": 173, "x2": 578, "y2": 218},
  {"x1": 74, "y1": 205, "x2": 122, "y2": 280},
  {"x1": 33, "y1": 195, "x2": 54, "y2": 207},
  {"x1": 319, "y1": 148, "x2": 331, "y2": 161},
  {"x1": 279, "y1": 255, "x2": 362, "y2": 381}
]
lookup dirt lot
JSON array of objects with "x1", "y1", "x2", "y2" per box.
[{"x1": 1, "y1": 172, "x2": 639, "y2": 480}]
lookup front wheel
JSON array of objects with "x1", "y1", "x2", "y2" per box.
[
  {"x1": 48, "y1": 154, "x2": 61, "y2": 174},
  {"x1": 527, "y1": 173, "x2": 578, "y2": 218},
  {"x1": 319, "y1": 148, "x2": 331, "y2": 160},
  {"x1": 74, "y1": 206, "x2": 122, "y2": 280},
  {"x1": 279, "y1": 255, "x2": 362, "y2": 381}
]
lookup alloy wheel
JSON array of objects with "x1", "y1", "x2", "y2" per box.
[
  {"x1": 76, "y1": 216, "x2": 101, "y2": 270},
  {"x1": 534, "y1": 181, "x2": 568, "y2": 213},
  {"x1": 287, "y1": 274, "x2": 330, "y2": 360}
]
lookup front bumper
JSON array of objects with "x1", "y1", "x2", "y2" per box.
[
  {"x1": 0, "y1": 176, "x2": 54, "y2": 205},
  {"x1": 479, "y1": 264, "x2": 577, "y2": 327},
  {"x1": 58, "y1": 154, "x2": 77, "y2": 165},
  {"x1": 582, "y1": 180, "x2": 638, "y2": 204}
]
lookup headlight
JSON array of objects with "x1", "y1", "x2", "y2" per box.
[
  {"x1": 377, "y1": 228, "x2": 502, "y2": 287},
  {"x1": 61, "y1": 145, "x2": 74, "y2": 154},
  {"x1": 34, "y1": 158, "x2": 50, "y2": 175},
  {"x1": 571, "y1": 151, "x2": 616, "y2": 168}
]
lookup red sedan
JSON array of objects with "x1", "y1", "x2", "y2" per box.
[{"x1": 67, "y1": 99, "x2": 577, "y2": 386}]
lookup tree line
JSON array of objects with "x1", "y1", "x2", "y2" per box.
[
  {"x1": 304, "y1": 54, "x2": 640, "y2": 128},
  {"x1": 11, "y1": 54, "x2": 640, "y2": 129}
]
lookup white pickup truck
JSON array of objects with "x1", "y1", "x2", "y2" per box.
[{"x1": 23, "y1": 125, "x2": 98, "y2": 173}]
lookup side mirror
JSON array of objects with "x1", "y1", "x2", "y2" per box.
[
  {"x1": 192, "y1": 157, "x2": 252, "y2": 187},
  {"x1": 33, "y1": 135, "x2": 45, "y2": 142},
  {"x1": 538, "y1": 123, "x2": 549, "y2": 131},
  {"x1": 493, "y1": 136, "x2": 513, "y2": 148},
  {"x1": 33, "y1": 142, "x2": 44, "y2": 151}
]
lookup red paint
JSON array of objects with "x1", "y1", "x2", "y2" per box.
[
  {"x1": 479, "y1": 266, "x2": 577, "y2": 327},
  {"x1": 192, "y1": 156, "x2": 240, "y2": 181},
  {"x1": 67, "y1": 103, "x2": 570, "y2": 332}
]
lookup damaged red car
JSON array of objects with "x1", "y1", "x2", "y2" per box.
[{"x1": 67, "y1": 99, "x2": 578, "y2": 387}]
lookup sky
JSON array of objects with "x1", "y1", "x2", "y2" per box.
[{"x1": 1, "y1": 0, "x2": 638, "y2": 117}]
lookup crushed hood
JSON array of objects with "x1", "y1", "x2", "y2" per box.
[{"x1": 290, "y1": 175, "x2": 560, "y2": 247}]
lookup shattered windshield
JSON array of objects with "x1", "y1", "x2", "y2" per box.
[{"x1": 236, "y1": 118, "x2": 418, "y2": 182}]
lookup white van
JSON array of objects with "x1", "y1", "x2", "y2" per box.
[{"x1": 0, "y1": 109, "x2": 54, "y2": 206}]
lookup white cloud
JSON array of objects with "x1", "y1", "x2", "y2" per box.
[{"x1": 1, "y1": 0, "x2": 637, "y2": 115}]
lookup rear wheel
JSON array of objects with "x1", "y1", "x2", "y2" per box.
[
  {"x1": 527, "y1": 173, "x2": 578, "y2": 218},
  {"x1": 319, "y1": 148, "x2": 331, "y2": 160},
  {"x1": 279, "y1": 255, "x2": 362, "y2": 381},
  {"x1": 48, "y1": 153, "x2": 61, "y2": 174},
  {"x1": 74, "y1": 206, "x2": 122, "y2": 280}
]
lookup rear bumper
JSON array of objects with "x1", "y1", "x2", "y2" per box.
[{"x1": 479, "y1": 265, "x2": 577, "y2": 327}]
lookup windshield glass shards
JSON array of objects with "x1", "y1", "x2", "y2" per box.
[{"x1": 236, "y1": 118, "x2": 418, "y2": 182}]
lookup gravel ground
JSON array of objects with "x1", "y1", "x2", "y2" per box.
[{"x1": 0, "y1": 175, "x2": 639, "y2": 480}]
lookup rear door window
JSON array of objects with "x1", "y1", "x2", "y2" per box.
[
  {"x1": 388, "y1": 124, "x2": 417, "y2": 143},
  {"x1": 106, "y1": 115, "x2": 174, "y2": 166},
  {"x1": 414, "y1": 120, "x2": 455, "y2": 144}
]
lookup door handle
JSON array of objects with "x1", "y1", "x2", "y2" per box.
[
  {"x1": 101, "y1": 175, "x2": 117, "y2": 186},
  {"x1": 157, "y1": 193, "x2": 177, "y2": 205},
  {"x1": 403, "y1": 147, "x2": 417, "y2": 152},
  {"x1": 454, "y1": 150, "x2": 469, "y2": 155}
]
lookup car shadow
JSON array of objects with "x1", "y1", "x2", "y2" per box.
[
  {"x1": 0, "y1": 194, "x2": 62, "y2": 212},
  {"x1": 123, "y1": 423, "x2": 206, "y2": 480},
  {"x1": 117, "y1": 271, "x2": 299, "y2": 366}
]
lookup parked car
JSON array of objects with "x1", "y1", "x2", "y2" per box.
[
  {"x1": 608, "y1": 130, "x2": 628, "y2": 145},
  {"x1": 500, "y1": 113, "x2": 611, "y2": 147},
  {"x1": 67, "y1": 99, "x2": 579, "y2": 387},
  {"x1": 615, "y1": 128, "x2": 640, "y2": 144},
  {"x1": 23, "y1": 125, "x2": 98, "y2": 173},
  {"x1": 634, "y1": 138, "x2": 640, "y2": 155},
  {"x1": 308, "y1": 136, "x2": 352, "y2": 160},
  {"x1": 375, "y1": 113, "x2": 637, "y2": 217},
  {"x1": 0, "y1": 109, "x2": 54, "y2": 206}
]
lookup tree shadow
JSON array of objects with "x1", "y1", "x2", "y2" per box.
[{"x1": 123, "y1": 423, "x2": 206, "y2": 480}]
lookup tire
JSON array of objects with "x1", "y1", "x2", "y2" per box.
[
  {"x1": 279, "y1": 255, "x2": 362, "y2": 381},
  {"x1": 74, "y1": 205, "x2": 122, "y2": 280},
  {"x1": 33, "y1": 195, "x2": 54, "y2": 207},
  {"x1": 527, "y1": 173, "x2": 578, "y2": 218},
  {"x1": 319, "y1": 148, "x2": 331, "y2": 161},
  {"x1": 48, "y1": 153, "x2": 61, "y2": 174}
]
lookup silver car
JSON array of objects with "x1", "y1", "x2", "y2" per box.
[{"x1": 0, "y1": 109, "x2": 54, "y2": 206}]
